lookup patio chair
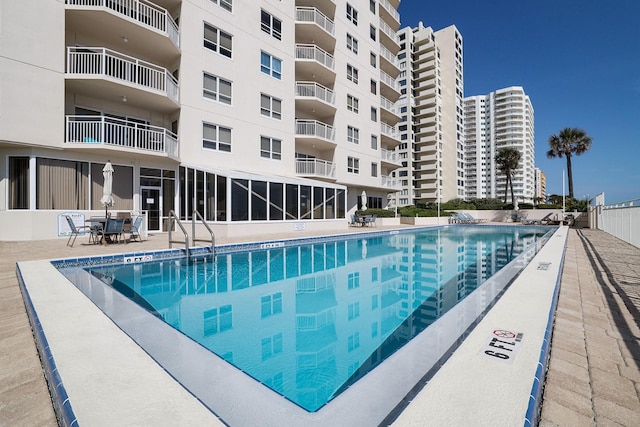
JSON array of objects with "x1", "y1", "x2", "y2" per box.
[
  {"x1": 128, "y1": 216, "x2": 144, "y2": 242},
  {"x1": 86, "y1": 217, "x2": 104, "y2": 244},
  {"x1": 65, "y1": 215, "x2": 90, "y2": 247},
  {"x1": 521, "y1": 212, "x2": 554, "y2": 225},
  {"x1": 103, "y1": 218, "x2": 125, "y2": 244},
  {"x1": 364, "y1": 215, "x2": 377, "y2": 227}
]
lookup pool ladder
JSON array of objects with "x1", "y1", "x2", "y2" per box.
[{"x1": 168, "y1": 210, "x2": 216, "y2": 259}]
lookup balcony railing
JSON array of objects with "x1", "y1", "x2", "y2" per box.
[
  {"x1": 378, "y1": 18, "x2": 400, "y2": 44},
  {"x1": 378, "y1": 0, "x2": 400, "y2": 23},
  {"x1": 380, "y1": 96, "x2": 399, "y2": 114},
  {"x1": 380, "y1": 122, "x2": 398, "y2": 139},
  {"x1": 381, "y1": 148, "x2": 398, "y2": 164},
  {"x1": 296, "y1": 44, "x2": 335, "y2": 70},
  {"x1": 379, "y1": 45, "x2": 400, "y2": 68},
  {"x1": 65, "y1": 115, "x2": 178, "y2": 157},
  {"x1": 66, "y1": 0, "x2": 179, "y2": 48},
  {"x1": 379, "y1": 70, "x2": 399, "y2": 91},
  {"x1": 296, "y1": 7, "x2": 335, "y2": 36},
  {"x1": 295, "y1": 158, "x2": 336, "y2": 179},
  {"x1": 381, "y1": 175, "x2": 399, "y2": 189},
  {"x1": 67, "y1": 47, "x2": 179, "y2": 103},
  {"x1": 295, "y1": 119, "x2": 336, "y2": 141},
  {"x1": 296, "y1": 81, "x2": 335, "y2": 105}
]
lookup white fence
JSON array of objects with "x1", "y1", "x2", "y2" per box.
[{"x1": 595, "y1": 198, "x2": 640, "y2": 248}]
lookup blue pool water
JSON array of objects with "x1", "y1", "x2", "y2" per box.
[{"x1": 77, "y1": 225, "x2": 552, "y2": 412}]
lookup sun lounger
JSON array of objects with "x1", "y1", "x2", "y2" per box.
[{"x1": 521, "y1": 213, "x2": 554, "y2": 225}]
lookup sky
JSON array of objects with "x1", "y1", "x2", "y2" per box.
[{"x1": 397, "y1": 0, "x2": 640, "y2": 204}]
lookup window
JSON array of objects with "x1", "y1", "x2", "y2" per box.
[
  {"x1": 261, "y1": 292, "x2": 283, "y2": 318},
  {"x1": 348, "y1": 302, "x2": 360, "y2": 320},
  {"x1": 347, "y1": 94, "x2": 359, "y2": 113},
  {"x1": 347, "y1": 126, "x2": 359, "y2": 144},
  {"x1": 370, "y1": 51, "x2": 377, "y2": 67},
  {"x1": 371, "y1": 162, "x2": 378, "y2": 177},
  {"x1": 210, "y1": 0, "x2": 232, "y2": 12},
  {"x1": 369, "y1": 24, "x2": 376, "y2": 41},
  {"x1": 371, "y1": 134, "x2": 378, "y2": 149},
  {"x1": 204, "y1": 23, "x2": 232, "y2": 58},
  {"x1": 347, "y1": 64, "x2": 358, "y2": 84},
  {"x1": 261, "y1": 51, "x2": 282, "y2": 79},
  {"x1": 8, "y1": 157, "x2": 29, "y2": 209},
  {"x1": 261, "y1": 9, "x2": 282, "y2": 40},
  {"x1": 347, "y1": 157, "x2": 359, "y2": 174},
  {"x1": 346, "y1": 3, "x2": 358, "y2": 25},
  {"x1": 370, "y1": 0, "x2": 375, "y2": 13},
  {"x1": 203, "y1": 123, "x2": 231, "y2": 152},
  {"x1": 203, "y1": 305, "x2": 232, "y2": 336},
  {"x1": 371, "y1": 107, "x2": 377, "y2": 122},
  {"x1": 261, "y1": 333, "x2": 283, "y2": 361},
  {"x1": 348, "y1": 271, "x2": 360, "y2": 289},
  {"x1": 260, "y1": 94, "x2": 282, "y2": 119},
  {"x1": 370, "y1": 79, "x2": 377, "y2": 94},
  {"x1": 203, "y1": 73, "x2": 232, "y2": 104},
  {"x1": 260, "y1": 136, "x2": 282, "y2": 160},
  {"x1": 346, "y1": 34, "x2": 358, "y2": 53}
]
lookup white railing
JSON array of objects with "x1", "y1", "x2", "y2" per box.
[
  {"x1": 295, "y1": 7, "x2": 335, "y2": 36},
  {"x1": 67, "y1": 47, "x2": 178, "y2": 103},
  {"x1": 379, "y1": 70, "x2": 399, "y2": 92},
  {"x1": 381, "y1": 148, "x2": 398, "y2": 164},
  {"x1": 379, "y1": 45, "x2": 400, "y2": 68},
  {"x1": 378, "y1": 18, "x2": 400, "y2": 45},
  {"x1": 295, "y1": 158, "x2": 336, "y2": 179},
  {"x1": 66, "y1": 0, "x2": 179, "y2": 48},
  {"x1": 296, "y1": 81, "x2": 335, "y2": 105},
  {"x1": 295, "y1": 44, "x2": 335, "y2": 71},
  {"x1": 380, "y1": 122, "x2": 398, "y2": 139},
  {"x1": 380, "y1": 96, "x2": 399, "y2": 115},
  {"x1": 381, "y1": 175, "x2": 399, "y2": 189},
  {"x1": 378, "y1": 0, "x2": 400, "y2": 23},
  {"x1": 65, "y1": 115, "x2": 178, "y2": 157},
  {"x1": 596, "y1": 198, "x2": 640, "y2": 248},
  {"x1": 295, "y1": 119, "x2": 336, "y2": 142}
]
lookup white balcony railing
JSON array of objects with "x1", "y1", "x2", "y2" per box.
[
  {"x1": 378, "y1": 18, "x2": 400, "y2": 44},
  {"x1": 380, "y1": 96, "x2": 399, "y2": 115},
  {"x1": 379, "y1": 45, "x2": 400, "y2": 68},
  {"x1": 65, "y1": 115, "x2": 178, "y2": 157},
  {"x1": 378, "y1": 0, "x2": 400, "y2": 23},
  {"x1": 67, "y1": 47, "x2": 179, "y2": 103},
  {"x1": 296, "y1": 44, "x2": 335, "y2": 71},
  {"x1": 296, "y1": 81, "x2": 335, "y2": 105},
  {"x1": 296, "y1": 7, "x2": 335, "y2": 36},
  {"x1": 66, "y1": 0, "x2": 179, "y2": 48},
  {"x1": 295, "y1": 158, "x2": 337, "y2": 179},
  {"x1": 379, "y1": 70, "x2": 399, "y2": 92},
  {"x1": 381, "y1": 148, "x2": 398, "y2": 164},
  {"x1": 381, "y1": 175, "x2": 399, "y2": 189},
  {"x1": 381, "y1": 122, "x2": 399, "y2": 139},
  {"x1": 295, "y1": 119, "x2": 336, "y2": 141}
]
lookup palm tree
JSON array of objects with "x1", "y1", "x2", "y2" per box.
[
  {"x1": 495, "y1": 147, "x2": 522, "y2": 205},
  {"x1": 546, "y1": 128, "x2": 593, "y2": 198}
]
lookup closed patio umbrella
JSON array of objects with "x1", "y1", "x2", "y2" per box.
[
  {"x1": 361, "y1": 190, "x2": 367, "y2": 211},
  {"x1": 100, "y1": 161, "x2": 114, "y2": 217}
]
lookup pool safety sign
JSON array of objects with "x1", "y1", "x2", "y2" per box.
[{"x1": 480, "y1": 329, "x2": 523, "y2": 364}]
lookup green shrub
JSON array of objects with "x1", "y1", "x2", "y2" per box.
[{"x1": 355, "y1": 208, "x2": 396, "y2": 218}]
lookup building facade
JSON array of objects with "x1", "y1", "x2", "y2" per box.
[
  {"x1": 392, "y1": 22, "x2": 464, "y2": 208},
  {"x1": 464, "y1": 86, "x2": 535, "y2": 204},
  {"x1": 0, "y1": 0, "x2": 402, "y2": 240}
]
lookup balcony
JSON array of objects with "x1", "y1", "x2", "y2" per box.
[
  {"x1": 295, "y1": 7, "x2": 336, "y2": 52},
  {"x1": 65, "y1": 115, "x2": 178, "y2": 159},
  {"x1": 295, "y1": 44, "x2": 336, "y2": 88},
  {"x1": 381, "y1": 149, "x2": 401, "y2": 169},
  {"x1": 295, "y1": 119, "x2": 336, "y2": 150},
  {"x1": 378, "y1": 0, "x2": 400, "y2": 30},
  {"x1": 65, "y1": 0, "x2": 179, "y2": 63},
  {"x1": 379, "y1": 45, "x2": 400, "y2": 77},
  {"x1": 295, "y1": 82, "x2": 336, "y2": 120},
  {"x1": 379, "y1": 70, "x2": 401, "y2": 101},
  {"x1": 295, "y1": 158, "x2": 337, "y2": 181},
  {"x1": 66, "y1": 47, "x2": 179, "y2": 112},
  {"x1": 378, "y1": 18, "x2": 401, "y2": 54},
  {"x1": 295, "y1": 0, "x2": 336, "y2": 18},
  {"x1": 381, "y1": 175, "x2": 401, "y2": 189},
  {"x1": 380, "y1": 96, "x2": 400, "y2": 125},
  {"x1": 380, "y1": 123, "x2": 400, "y2": 148}
]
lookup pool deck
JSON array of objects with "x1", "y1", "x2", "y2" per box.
[{"x1": 1, "y1": 227, "x2": 639, "y2": 426}]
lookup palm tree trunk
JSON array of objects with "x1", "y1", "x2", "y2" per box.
[
  {"x1": 509, "y1": 174, "x2": 515, "y2": 205},
  {"x1": 566, "y1": 154, "x2": 574, "y2": 198}
]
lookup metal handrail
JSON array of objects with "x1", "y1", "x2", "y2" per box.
[
  {"x1": 168, "y1": 210, "x2": 189, "y2": 259},
  {"x1": 192, "y1": 210, "x2": 215, "y2": 256}
]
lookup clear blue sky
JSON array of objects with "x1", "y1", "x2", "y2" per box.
[{"x1": 398, "y1": 0, "x2": 640, "y2": 204}]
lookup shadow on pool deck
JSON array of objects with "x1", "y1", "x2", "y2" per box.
[{"x1": 2, "y1": 227, "x2": 640, "y2": 426}]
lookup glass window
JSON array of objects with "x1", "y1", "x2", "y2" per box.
[
  {"x1": 260, "y1": 136, "x2": 282, "y2": 160},
  {"x1": 217, "y1": 175, "x2": 227, "y2": 221},
  {"x1": 210, "y1": 0, "x2": 232, "y2": 13},
  {"x1": 371, "y1": 162, "x2": 378, "y2": 177},
  {"x1": 370, "y1": 24, "x2": 376, "y2": 41},
  {"x1": 346, "y1": 33, "x2": 358, "y2": 53},
  {"x1": 260, "y1": 94, "x2": 282, "y2": 119},
  {"x1": 203, "y1": 123, "x2": 232, "y2": 152},
  {"x1": 261, "y1": 51, "x2": 282, "y2": 79},
  {"x1": 285, "y1": 184, "x2": 298, "y2": 220},
  {"x1": 325, "y1": 188, "x2": 335, "y2": 219},
  {"x1": 347, "y1": 157, "x2": 359, "y2": 174},
  {"x1": 251, "y1": 181, "x2": 268, "y2": 220},
  {"x1": 347, "y1": 126, "x2": 359, "y2": 144},
  {"x1": 231, "y1": 179, "x2": 249, "y2": 221},
  {"x1": 347, "y1": 64, "x2": 358, "y2": 84},
  {"x1": 300, "y1": 185, "x2": 311, "y2": 220},
  {"x1": 371, "y1": 134, "x2": 378, "y2": 149},
  {"x1": 313, "y1": 186, "x2": 324, "y2": 219},
  {"x1": 269, "y1": 182, "x2": 283, "y2": 220},
  {"x1": 261, "y1": 9, "x2": 282, "y2": 40},
  {"x1": 370, "y1": 79, "x2": 376, "y2": 94},
  {"x1": 371, "y1": 107, "x2": 377, "y2": 122},
  {"x1": 204, "y1": 23, "x2": 232, "y2": 58},
  {"x1": 370, "y1": 51, "x2": 377, "y2": 67},
  {"x1": 346, "y1": 3, "x2": 358, "y2": 25},
  {"x1": 347, "y1": 94, "x2": 359, "y2": 113},
  {"x1": 8, "y1": 157, "x2": 29, "y2": 209},
  {"x1": 203, "y1": 73, "x2": 232, "y2": 104}
]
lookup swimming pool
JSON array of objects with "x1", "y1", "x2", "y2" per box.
[{"x1": 54, "y1": 225, "x2": 555, "y2": 424}]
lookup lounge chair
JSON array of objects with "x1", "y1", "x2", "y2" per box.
[
  {"x1": 65, "y1": 215, "x2": 91, "y2": 247},
  {"x1": 521, "y1": 212, "x2": 554, "y2": 225}
]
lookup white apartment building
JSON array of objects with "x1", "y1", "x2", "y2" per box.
[
  {"x1": 392, "y1": 22, "x2": 464, "y2": 208},
  {"x1": 0, "y1": 0, "x2": 402, "y2": 241},
  {"x1": 464, "y1": 86, "x2": 535, "y2": 204}
]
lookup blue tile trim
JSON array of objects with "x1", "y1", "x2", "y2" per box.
[
  {"x1": 522, "y1": 237, "x2": 565, "y2": 427},
  {"x1": 16, "y1": 264, "x2": 79, "y2": 427}
]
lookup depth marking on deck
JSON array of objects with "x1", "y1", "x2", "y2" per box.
[{"x1": 480, "y1": 329, "x2": 523, "y2": 364}]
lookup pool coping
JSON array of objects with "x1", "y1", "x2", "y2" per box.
[{"x1": 17, "y1": 225, "x2": 567, "y2": 426}]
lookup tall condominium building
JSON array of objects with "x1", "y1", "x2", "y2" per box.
[
  {"x1": 0, "y1": 0, "x2": 402, "y2": 241},
  {"x1": 392, "y1": 23, "x2": 464, "y2": 208},
  {"x1": 535, "y1": 168, "x2": 547, "y2": 203},
  {"x1": 464, "y1": 86, "x2": 535, "y2": 203}
]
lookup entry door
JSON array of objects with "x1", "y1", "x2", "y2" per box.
[{"x1": 141, "y1": 187, "x2": 161, "y2": 231}]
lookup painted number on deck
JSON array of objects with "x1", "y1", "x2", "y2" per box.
[{"x1": 480, "y1": 329, "x2": 523, "y2": 364}]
